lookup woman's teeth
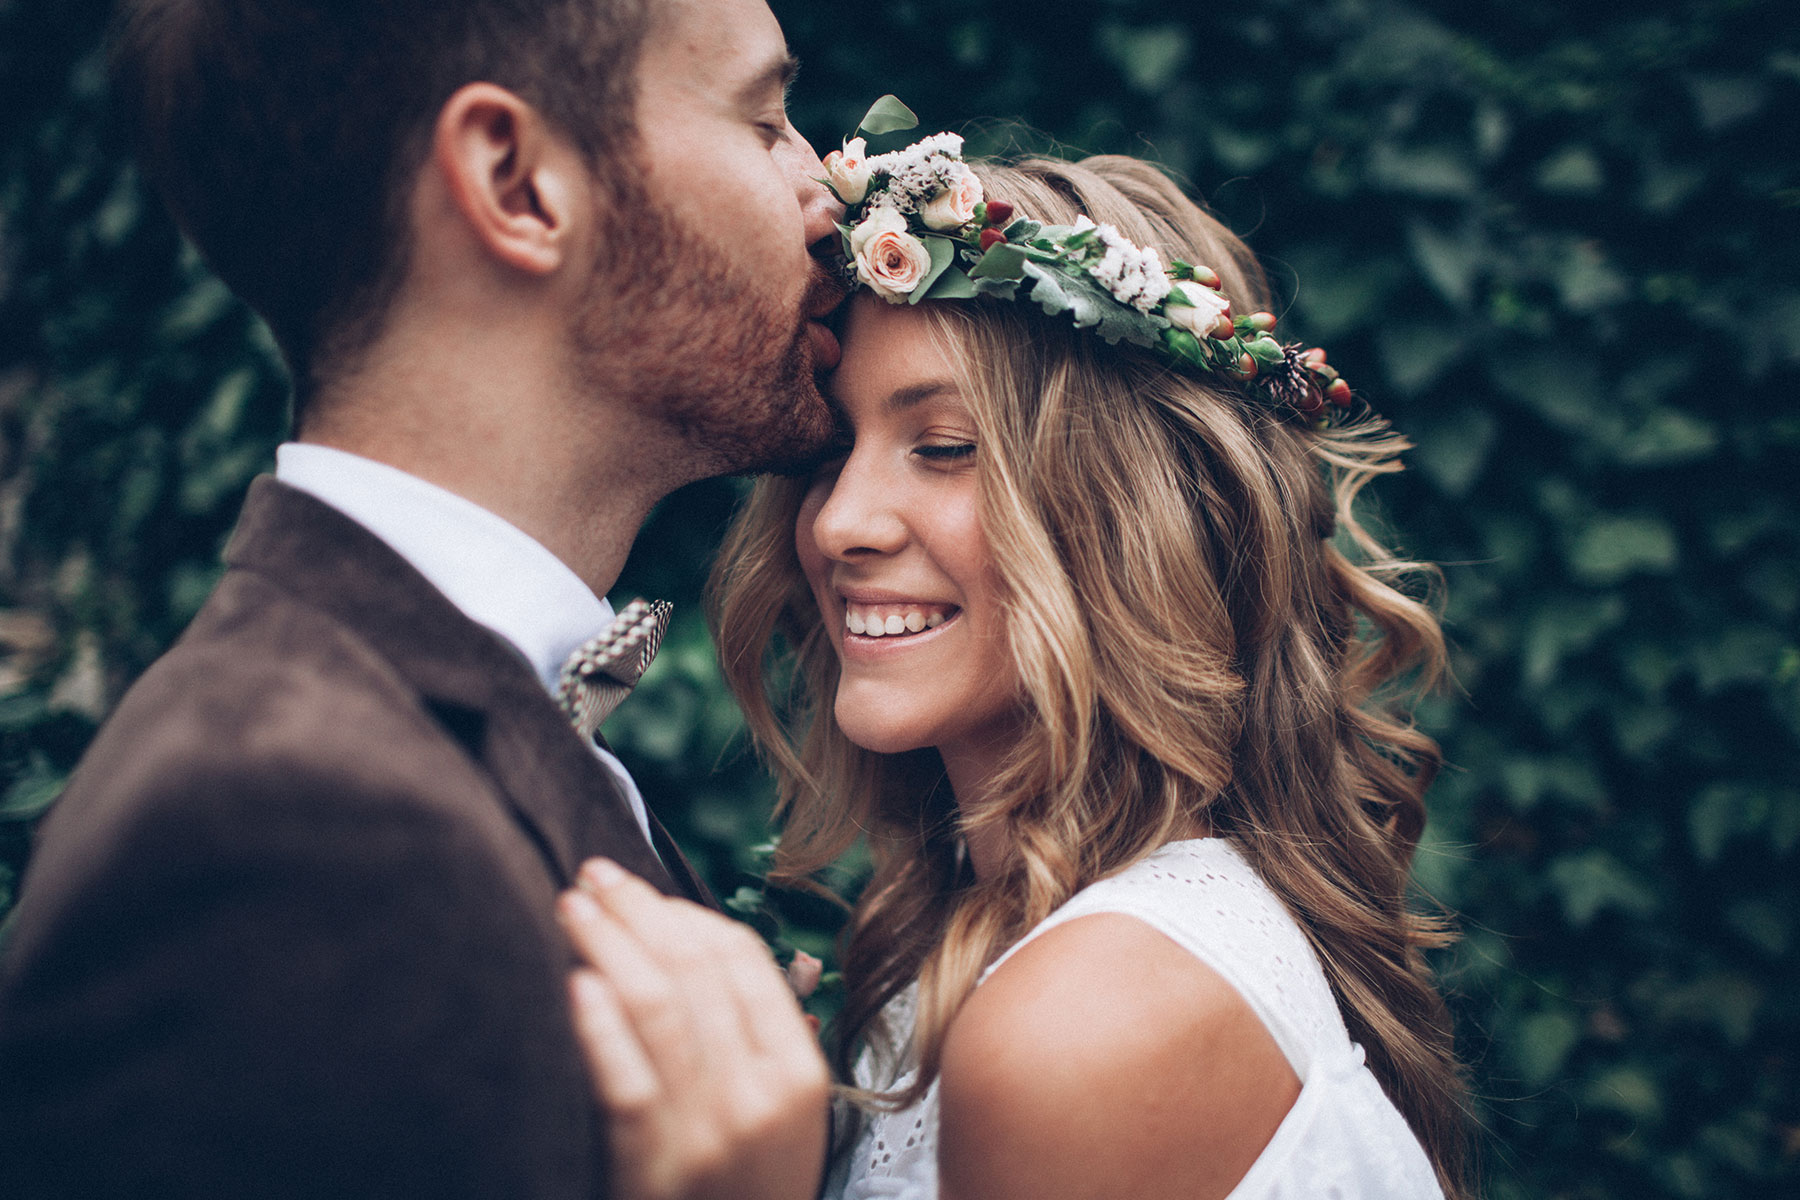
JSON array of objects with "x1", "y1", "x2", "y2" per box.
[{"x1": 844, "y1": 605, "x2": 952, "y2": 638}]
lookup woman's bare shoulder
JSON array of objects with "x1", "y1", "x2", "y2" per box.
[{"x1": 936, "y1": 911, "x2": 1300, "y2": 1200}]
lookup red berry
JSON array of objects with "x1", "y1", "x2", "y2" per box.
[
  {"x1": 1326, "y1": 378, "x2": 1353, "y2": 407},
  {"x1": 979, "y1": 227, "x2": 1007, "y2": 252},
  {"x1": 984, "y1": 201, "x2": 1015, "y2": 227}
]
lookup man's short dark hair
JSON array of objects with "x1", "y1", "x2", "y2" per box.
[{"x1": 110, "y1": 0, "x2": 652, "y2": 405}]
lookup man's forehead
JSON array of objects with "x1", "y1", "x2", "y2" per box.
[{"x1": 648, "y1": 0, "x2": 786, "y2": 68}]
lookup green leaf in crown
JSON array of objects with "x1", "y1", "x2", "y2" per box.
[{"x1": 822, "y1": 99, "x2": 1358, "y2": 427}]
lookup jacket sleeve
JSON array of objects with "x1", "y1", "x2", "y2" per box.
[{"x1": 0, "y1": 757, "x2": 605, "y2": 1200}]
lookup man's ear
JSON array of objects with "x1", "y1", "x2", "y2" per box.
[{"x1": 431, "y1": 82, "x2": 585, "y2": 276}]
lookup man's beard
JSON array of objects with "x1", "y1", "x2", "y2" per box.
[{"x1": 572, "y1": 175, "x2": 844, "y2": 477}]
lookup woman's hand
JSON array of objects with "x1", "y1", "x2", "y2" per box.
[{"x1": 558, "y1": 858, "x2": 830, "y2": 1200}]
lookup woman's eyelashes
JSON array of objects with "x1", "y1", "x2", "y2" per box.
[{"x1": 913, "y1": 440, "x2": 977, "y2": 463}]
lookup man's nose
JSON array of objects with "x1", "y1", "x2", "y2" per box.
[{"x1": 783, "y1": 123, "x2": 845, "y2": 254}]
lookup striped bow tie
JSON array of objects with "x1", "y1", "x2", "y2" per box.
[{"x1": 556, "y1": 598, "x2": 672, "y2": 743}]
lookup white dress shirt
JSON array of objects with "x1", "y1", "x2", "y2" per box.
[{"x1": 275, "y1": 443, "x2": 658, "y2": 850}]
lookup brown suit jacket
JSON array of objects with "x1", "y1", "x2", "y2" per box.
[{"x1": 0, "y1": 477, "x2": 711, "y2": 1198}]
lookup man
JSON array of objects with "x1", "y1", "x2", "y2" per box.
[{"x1": 0, "y1": 0, "x2": 842, "y2": 1194}]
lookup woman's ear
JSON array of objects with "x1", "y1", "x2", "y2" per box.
[{"x1": 430, "y1": 82, "x2": 585, "y2": 276}]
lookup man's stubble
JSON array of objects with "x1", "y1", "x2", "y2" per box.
[{"x1": 571, "y1": 169, "x2": 845, "y2": 479}]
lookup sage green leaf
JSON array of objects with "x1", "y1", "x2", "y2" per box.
[
  {"x1": 1018, "y1": 262, "x2": 1168, "y2": 348},
  {"x1": 856, "y1": 95, "x2": 918, "y2": 137},
  {"x1": 969, "y1": 243, "x2": 1028, "y2": 282}
]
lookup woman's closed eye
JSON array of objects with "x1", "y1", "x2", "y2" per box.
[{"x1": 914, "y1": 441, "x2": 976, "y2": 463}]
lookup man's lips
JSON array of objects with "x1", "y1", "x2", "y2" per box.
[{"x1": 806, "y1": 319, "x2": 841, "y2": 371}]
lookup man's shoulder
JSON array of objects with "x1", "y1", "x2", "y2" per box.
[
  {"x1": 97, "y1": 564, "x2": 454, "y2": 788},
  {"x1": 25, "y1": 565, "x2": 504, "y2": 902}
]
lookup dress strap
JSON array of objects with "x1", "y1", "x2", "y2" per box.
[{"x1": 979, "y1": 838, "x2": 1349, "y2": 1080}]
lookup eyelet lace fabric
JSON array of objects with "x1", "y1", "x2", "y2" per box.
[{"x1": 833, "y1": 838, "x2": 1444, "y2": 1200}]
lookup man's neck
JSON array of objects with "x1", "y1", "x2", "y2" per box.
[{"x1": 299, "y1": 381, "x2": 678, "y2": 601}]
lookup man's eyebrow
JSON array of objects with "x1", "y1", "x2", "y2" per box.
[{"x1": 737, "y1": 51, "x2": 801, "y2": 106}]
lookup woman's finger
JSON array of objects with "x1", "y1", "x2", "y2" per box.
[
  {"x1": 557, "y1": 887, "x2": 701, "y2": 1079},
  {"x1": 567, "y1": 969, "x2": 662, "y2": 1112},
  {"x1": 573, "y1": 862, "x2": 775, "y2": 1072}
]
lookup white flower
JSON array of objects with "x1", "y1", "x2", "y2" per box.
[
  {"x1": 822, "y1": 137, "x2": 872, "y2": 205},
  {"x1": 1082, "y1": 223, "x2": 1171, "y2": 313},
  {"x1": 856, "y1": 227, "x2": 933, "y2": 302},
  {"x1": 865, "y1": 133, "x2": 970, "y2": 216},
  {"x1": 1165, "y1": 280, "x2": 1234, "y2": 338},
  {"x1": 919, "y1": 166, "x2": 983, "y2": 231},
  {"x1": 849, "y1": 204, "x2": 907, "y2": 257}
]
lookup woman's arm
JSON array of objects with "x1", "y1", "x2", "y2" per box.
[
  {"x1": 937, "y1": 912, "x2": 1301, "y2": 1200},
  {"x1": 557, "y1": 859, "x2": 830, "y2": 1200}
]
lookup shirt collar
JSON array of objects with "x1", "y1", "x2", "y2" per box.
[{"x1": 274, "y1": 443, "x2": 612, "y2": 694}]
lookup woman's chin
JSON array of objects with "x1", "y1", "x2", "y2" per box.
[{"x1": 833, "y1": 697, "x2": 935, "y2": 757}]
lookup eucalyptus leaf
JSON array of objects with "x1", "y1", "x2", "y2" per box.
[
  {"x1": 907, "y1": 236, "x2": 958, "y2": 306},
  {"x1": 920, "y1": 266, "x2": 979, "y2": 301},
  {"x1": 856, "y1": 95, "x2": 918, "y2": 138},
  {"x1": 969, "y1": 243, "x2": 1028, "y2": 282}
]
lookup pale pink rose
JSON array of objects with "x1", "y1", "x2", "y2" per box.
[
  {"x1": 1165, "y1": 280, "x2": 1234, "y2": 339},
  {"x1": 822, "y1": 137, "x2": 872, "y2": 205},
  {"x1": 919, "y1": 169, "x2": 984, "y2": 231},
  {"x1": 785, "y1": 950, "x2": 824, "y2": 1000},
  {"x1": 849, "y1": 204, "x2": 907, "y2": 257},
  {"x1": 856, "y1": 228, "x2": 932, "y2": 301}
]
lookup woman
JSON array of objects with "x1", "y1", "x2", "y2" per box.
[{"x1": 559, "y1": 138, "x2": 1468, "y2": 1200}]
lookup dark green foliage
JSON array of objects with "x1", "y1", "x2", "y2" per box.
[{"x1": 2, "y1": 0, "x2": 1795, "y2": 1193}]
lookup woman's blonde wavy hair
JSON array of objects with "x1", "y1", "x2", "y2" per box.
[{"x1": 710, "y1": 155, "x2": 1469, "y2": 1196}]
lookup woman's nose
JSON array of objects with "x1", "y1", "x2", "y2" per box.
[{"x1": 809, "y1": 458, "x2": 907, "y2": 560}]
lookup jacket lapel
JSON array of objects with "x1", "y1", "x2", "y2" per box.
[{"x1": 222, "y1": 476, "x2": 683, "y2": 898}]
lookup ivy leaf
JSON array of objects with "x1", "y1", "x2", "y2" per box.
[
  {"x1": 0, "y1": 754, "x2": 65, "y2": 822},
  {"x1": 1547, "y1": 849, "x2": 1660, "y2": 926},
  {"x1": 856, "y1": 95, "x2": 918, "y2": 138}
]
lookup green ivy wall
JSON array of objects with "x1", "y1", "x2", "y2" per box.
[{"x1": 2, "y1": 0, "x2": 1794, "y2": 1195}]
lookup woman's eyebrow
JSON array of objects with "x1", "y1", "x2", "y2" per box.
[{"x1": 884, "y1": 381, "x2": 959, "y2": 414}]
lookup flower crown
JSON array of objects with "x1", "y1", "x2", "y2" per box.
[{"x1": 821, "y1": 98, "x2": 1354, "y2": 426}]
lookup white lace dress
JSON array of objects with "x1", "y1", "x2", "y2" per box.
[{"x1": 830, "y1": 838, "x2": 1444, "y2": 1199}]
